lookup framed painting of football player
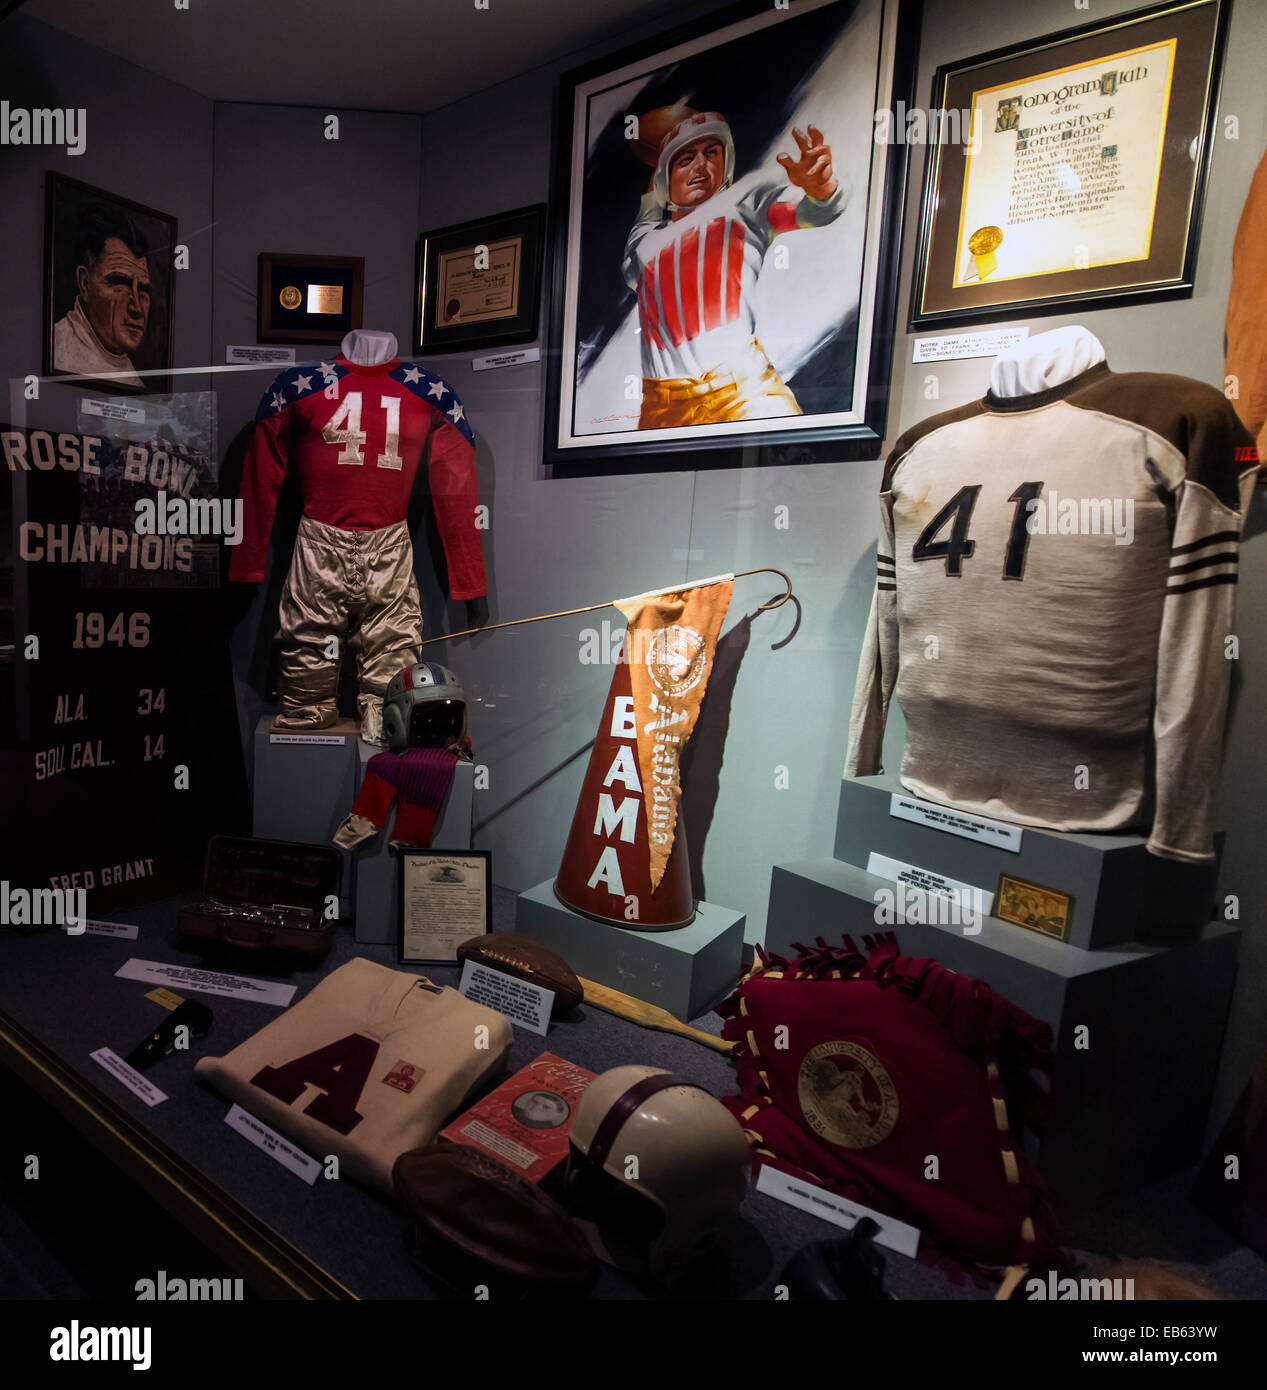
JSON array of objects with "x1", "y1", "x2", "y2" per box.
[
  {"x1": 543, "y1": 0, "x2": 919, "y2": 476},
  {"x1": 43, "y1": 173, "x2": 177, "y2": 393}
]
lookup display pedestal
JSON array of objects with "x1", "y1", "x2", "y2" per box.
[
  {"x1": 352, "y1": 758, "x2": 476, "y2": 946},
  {"x1": 252, "y1": 715, "x2": 362, "y2": 916},
  {"x1": 837, "y1": 771, "x2": 1220, "y2": 945},
  {"x1": 762, "y1": 771, "x2": 1239, "y2": 1212},
  {"x1": 516, "y1": 882, "x2": 745, "y2": 1021}
]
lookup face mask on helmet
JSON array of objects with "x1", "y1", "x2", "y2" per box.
[
  {"x1": 381, "y1": 662, "x2": 468, "y2": 753},
  {"x1": 562, "y1": 1141, "x2": 667, "y2": 1273},
  {"x1": 407, "y1": 699, "x2": 466, "y2": 749}
]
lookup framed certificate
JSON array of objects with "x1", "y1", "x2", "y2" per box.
[
  {"x1": 397, "y1": 849, "x2": 492, "y2": 966},
  {"x1": 257, "y1": 252, "x2": 364, "y2": 343},
  {"x1": 910, "y1": 0, "x2": 1229, "y2": 328},
  {"x1": 414, "y1": 205, "x2": 545, "y2": 355}
]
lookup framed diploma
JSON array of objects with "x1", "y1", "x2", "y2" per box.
[
  {"x1": 397, "y1": 849, "x2": 492, "y2": 966},
  {"x1": 257, "y1": 252, "x2": 364, "y2": 343},
  {"x1": 415, "y1": 205, "x2": 545, "y2": 355},
  {"x1": 909, "y1": 0, "x2": 1229, "y2": 328}
]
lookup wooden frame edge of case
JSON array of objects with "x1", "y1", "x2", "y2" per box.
[{"x1": 0, "y1": 1005, "x2": 355, "y2": 1301}]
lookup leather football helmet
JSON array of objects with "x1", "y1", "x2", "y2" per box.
[
  {"x1": 563, "y1": 1065, "x2": 751, "y2": 1280},
  {"x1": 381, "y1": 662, "x2": 466, "y2": 753}
]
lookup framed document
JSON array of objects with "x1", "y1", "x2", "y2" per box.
[
  {"x1": 257, "y1": 252, "x2": 364, "y2": 343},
  {"x1": 415, "y1": 205, "x2": 545, "y2": 355},
  {"x1": 910, "y1": 0, "x2": 1229, "y2": 328},
  {"x1": 397, "y1": 849, "x2": 492, "y2": 966},
  {"x1": 542, "y1": 0, "x2": 918, "y2": 477}
]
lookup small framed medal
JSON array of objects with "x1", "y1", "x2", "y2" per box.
[{"x1": 257, "y1": 252, "x2": 364, "y2": 343}]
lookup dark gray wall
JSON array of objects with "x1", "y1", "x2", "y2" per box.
[
  {"x1": 208, "y1": 102, "x2": 426, "y2": 762},
  {"x1": 0, "y1": 14, "x2": 215, "y2": 412}
]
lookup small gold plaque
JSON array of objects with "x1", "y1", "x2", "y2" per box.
[
  {"x1": 996, "y1": 873, "x2": 1072, "y2": 942},
  {"x1": 278, "y1": 284, "x2": 303, "y2": 310},
  {"x1": 306, "y1": 283, "x2": 344, "y2": 315}
]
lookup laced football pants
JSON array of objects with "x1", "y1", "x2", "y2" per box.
[{"x1": 275, "y1": 516, "x2": 421, "y2": 743}]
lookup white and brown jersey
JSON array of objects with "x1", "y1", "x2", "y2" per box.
[{"x1": 846, "y1": 362, "x2": 1258, "y2": 862}]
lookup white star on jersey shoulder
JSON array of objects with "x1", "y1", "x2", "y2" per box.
[
  {"x1": 318, "y1": 361, "x2": 336, "y2": 377},
  {"x1": 427, "y1": 380, "x2": 447, "y2": 402},
  {"x1": 292, "y1": 372, "x2": 313, "y2": 393},
  {"x1": 402, "y1": 366, "x2": 422, "y2": 384},
  {"x1": 270, "y1": 391, "x2": 286, "y2": 411},
  {"x1": 448, "y1": 403, "x2": 465, "y2": 425}
]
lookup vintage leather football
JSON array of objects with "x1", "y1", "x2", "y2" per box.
[
  {"x1": 393, "y1": 1143, "x2": 598, "y2": 1293},
  {"x1": 456, "y1": 933, "x2": 584, "y2": 1016}
]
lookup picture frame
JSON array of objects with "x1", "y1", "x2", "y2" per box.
[
  {"x1": 909, "y1": 0, "x2": 1230, "y2": 329},
  {"x1": 257, "y1": 252, "x2": 364, "y2": 344},
  {"x1": 43, "y1": 173, "x2": 177, "y2": 394},
  {"x1": 397, "y1": 848, "x2": 492, "y2": 966},
  {"x1": 543, "y1": 0, "x2": 919, "y2": 477},
  {"x1": 995, "y1": 872, "x2": 1073, "y2": 943},
  {"x1": 415, "y1": 204, "x2": 546, "y2": 355}
]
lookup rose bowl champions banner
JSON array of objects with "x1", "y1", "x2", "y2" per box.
[{"x1": 1, "y1": 393, "x2": 248, "y2": 916}]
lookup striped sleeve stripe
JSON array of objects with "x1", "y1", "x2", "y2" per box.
[
  {"x1": 877, "y1": 582, "x2": 897, "y2": 592},
  {"x1": 876, "y1": 553, "x2": 895, "y2": 564},
  {"x1": 1167, "y1": 574, "x2": 1238, "y2": 596},
  {"x1": 1171, "y1": 530, "x2": 1240, "y2": 555},
  {"x1": 1168, "y1": 550, "x2": 1238, "y2": 576}
]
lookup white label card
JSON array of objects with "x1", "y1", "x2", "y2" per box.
[
  {"x1": 79, "y1": 398, "x2": 146, "y2": 423},
  {"x1": 756, "y1": 1166, "x2": 920, "y2": 1258},
  {"x1": 866, "y1": 852, "x2": 994, "y2": 921},
  {"x1": 90, "y1": 1048, "x2": 167, "y2": 1107},
  {"x1": 225, "y1": 1105, "x2": 321, "y2": 1184},
  {"x1": 472, "y1": 346, "x2": 540, "y2": 372},
  {"x1": 889, "y1": 794, "x2": 1022, "y2": 853},
  {"x1": 80, "y1": 919, "x2": 140, "y2": 939},
  {"x1": 912, "y1": 327, "x2": 1029, "y2": 363},
  {"x1": 226, "y1": 345, "x2": 296, "y2": 365},
  {"x1": 269, "y1": 733, "x2": 348, "y2": 746},
  {"x1": 115, "y1": 959, "x2": 296, "y2": 1007},
  {"x1": 458, "y1": 960, "x2": 553, "y2": 1036}
]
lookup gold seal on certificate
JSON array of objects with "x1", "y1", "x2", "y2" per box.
[
  {"x1": 398, "y1": 849, "x2": 492, "y2": 966},
  {"x1": 433, "y1": 236, "x2": 523, "y2": 331},
  {"x1": 278, "y1": 284, "x2": 303, "y2": 310},
  {"x1": 967, "y1": 225, "x2": 1003, "y2": 281}
]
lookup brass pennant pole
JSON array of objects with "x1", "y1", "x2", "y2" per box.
[{"x1": 419, "y1": 566, "x2": 792, "y2": 646}]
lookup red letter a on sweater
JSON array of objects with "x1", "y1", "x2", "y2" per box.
[{"x1": 250, "y1": 1034, "x2": 379, "y2": 1135}]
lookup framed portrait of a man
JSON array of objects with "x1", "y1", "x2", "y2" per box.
[
  {"x1": 543, "y1": 0, "x2": 918, "y2": 475},
  {"x1": 44, "y1": 173, "x2": 177, "y2": 393}
]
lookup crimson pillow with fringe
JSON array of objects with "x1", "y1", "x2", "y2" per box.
[{"x1": 719, "y1": 932, "x2": 1060, "y2": 1284}]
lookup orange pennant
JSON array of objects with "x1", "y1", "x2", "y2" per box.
[{"x1": 613, "y1": 576, "x2": 733, "y2": 890}]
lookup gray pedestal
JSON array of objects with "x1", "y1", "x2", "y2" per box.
[
  {"x1": 251, "y1": 715, "x2": 361, "y2": 916},
  {"x1": 353, "y1": 759, "x2": 476, "y2": 946},
  {"x1": 516, "y1": 881, "x2": 746, "y2": 1021},
  {"x1": 836, "y1": 771, "x2": 1220, "y2": 947},
  {"x1": 764, "y1": 856, "x2": 1239, "y2": 1212}
]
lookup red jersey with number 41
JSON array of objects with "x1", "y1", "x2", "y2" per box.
[{"x1": 229, "y1": 353, "x2": 486, "y2": 598}]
